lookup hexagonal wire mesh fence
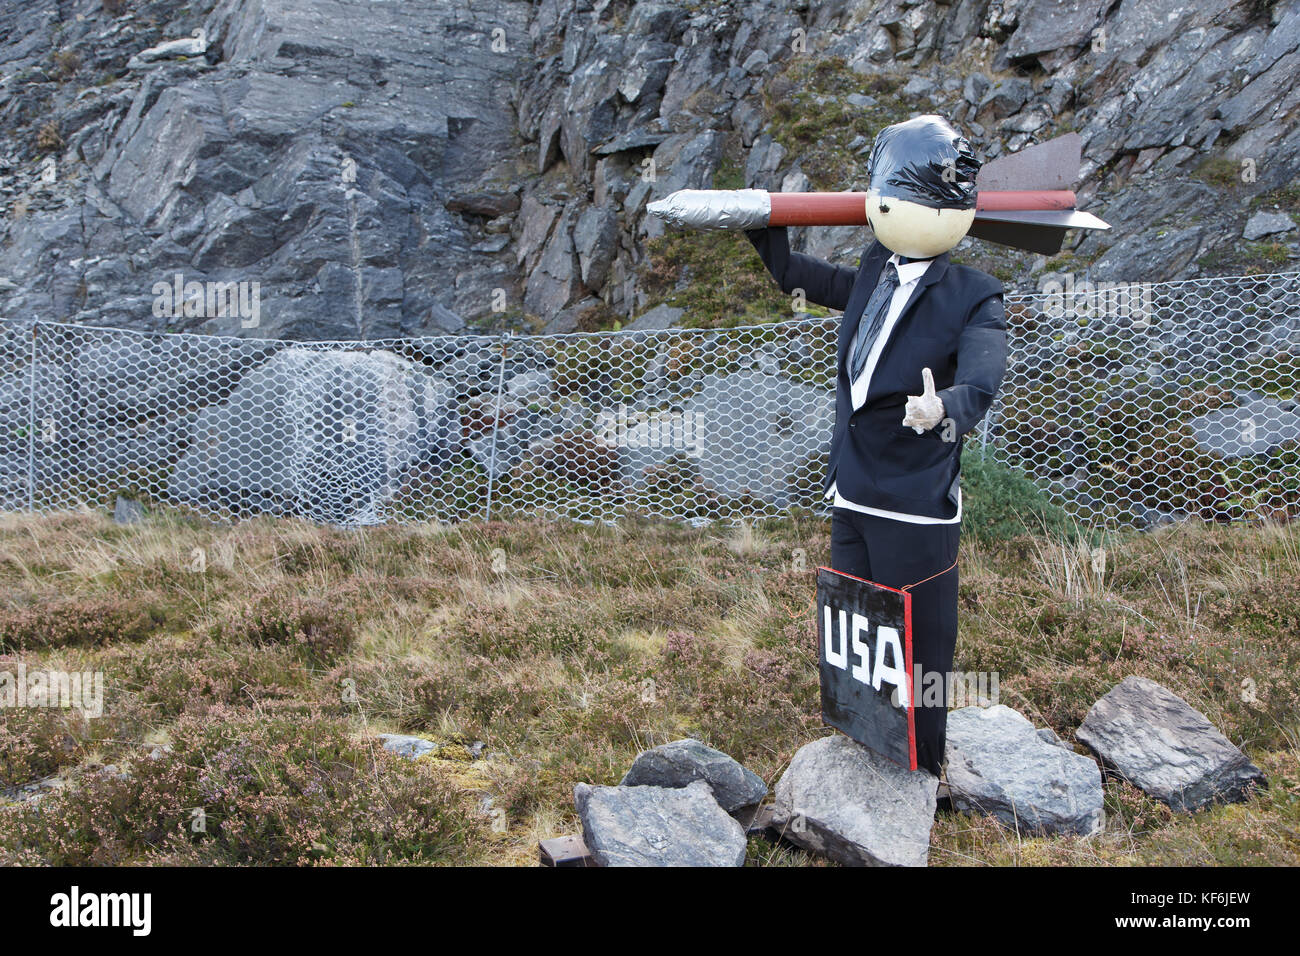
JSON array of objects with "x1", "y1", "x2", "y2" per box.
[{"x1": 1, "y1": 269, "x2": 1296, "y2": 530}]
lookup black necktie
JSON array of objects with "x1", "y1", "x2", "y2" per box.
[{"x1": 849, "y1": 260, "x2": 900, "y2": 382}]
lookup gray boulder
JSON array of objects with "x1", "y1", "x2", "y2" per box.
[
  {"x1": 626, "y1": 304, "x2": 684, "y2": 331},
  {"x1": 619, "y1": 738, "x2": 768, "y2": 813},
  {"x1": 113, "y1": 496, "x2": 145, "y2": 525},
  {"x1": 1004, "y1": 0, "x2": 1109, "y2": 59},
  {"x1": 168, "y1": 347, "x2": 457, "y2": 524},
  {"x1": 573, "y1": 205, "x2": 619, "y2": 289},
  {"x1": 524, "y1": 204, "x2": 584, "y2": 319},
  {"x1": 1190, "y1": 397, "x2": 1300, "y2": 458},
  {"x1": 977, "y1": 77, "x2": 1033, "y2": 122},
  {"x1": 744, "y1": 133, "x2": 788, "y2": 189},
  {"x1": 945, "y1": 705, "x2": 1105, "y2": 836},
  {"x1": 683, "y1": 370, "x2": 835, "y2": 507},
  {"x1": 1076, "y1": 676, "x2": 1267, "y2": 812},
  {"x1": 771, "y1": 735, "x2": 938, "y2": 867},
  {"x1": 1243, "y1": 210, "x2": 1296, "y2": 241},
  {"x1": 573, "y1": 780, "x2": 747, "y2": 867},
  {"x1": 377, "y1": 733, "x2": 438, "y2": 760}
]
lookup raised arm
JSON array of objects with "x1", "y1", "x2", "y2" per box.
[
  {"x1": 934, "y1": 292, "x2": 1008, "y2": 436},
  {"x1": 744, "y1": 226, "x2": 857, "y2": 312}
]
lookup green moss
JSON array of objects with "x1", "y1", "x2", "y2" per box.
[
  {"x1": 639, "y1": 230, "x2": 797, "y2": 328},
  {"x1": 1196, "y1": 156, "x2": 1244, "y2": 189},
  {"x1": 1199, "y1": 240, "x2": 1292, "y2": 275},
  {"x1": 1246, "y1": 241, "x2": 1290, "y2": 267},
  {"x1": 1250, "y1": 184, "x2": 1300, "y2": 214},
  {"x1": 712, "y1": 153, "x2": 745, "y2": 191},
  {"x1": 762, "y1": 57, "x2": 907, "y2": 189}
]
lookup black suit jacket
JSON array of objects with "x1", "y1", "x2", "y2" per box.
[{"x1": 746, "y1": 227, "x2": 1007, "y2": 519}]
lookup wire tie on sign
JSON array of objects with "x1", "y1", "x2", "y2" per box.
[
  {"x1": 900, "y1": 556, "x2": 958, "y2": 592},
  {"x1": 805, "y1": 555, "x2": 958, "y2": 614}
]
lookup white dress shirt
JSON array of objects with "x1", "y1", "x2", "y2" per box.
[{"x1": 827, "y1": 254, "x2": 962, "y2": 524}]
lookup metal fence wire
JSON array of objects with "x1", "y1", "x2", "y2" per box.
[{"x1": 0, "y1": 270, "x2": 1296, "y2": 529}]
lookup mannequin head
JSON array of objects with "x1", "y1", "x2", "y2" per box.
[{"x1": 864, "y1": 115, "x2": 980, "y2": 259}]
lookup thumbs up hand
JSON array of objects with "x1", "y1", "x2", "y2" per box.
[{"x1": 902, "y1": 367, "x2": 945, "y2": 434}]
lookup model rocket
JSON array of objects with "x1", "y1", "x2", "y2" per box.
[{"x1": 647, "y1": 130, "x2": 1108, "y2": 256}]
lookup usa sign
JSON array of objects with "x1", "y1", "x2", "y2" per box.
[{"x1": 815, "y1": 566, "x2": 916, "y2": 771}]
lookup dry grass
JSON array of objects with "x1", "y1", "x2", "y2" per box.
[{"x1": 0, "y1": 508, "x2": 1296, "y2": 865}]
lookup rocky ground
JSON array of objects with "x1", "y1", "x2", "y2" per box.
[{"x1": 1, "y1": 0, "x2": 1297, "y2": 339}]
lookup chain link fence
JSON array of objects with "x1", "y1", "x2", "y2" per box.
[{"x1": 0, "y1": 270, "x2": 1296, "y2": 529}]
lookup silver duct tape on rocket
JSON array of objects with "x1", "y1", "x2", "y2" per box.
[
  {"x1": 645, "y1": 187, "x2": 1110, "y2": 254},
  {"x1": 645, "y1": 188, "x2": 772, "y2": 231}
]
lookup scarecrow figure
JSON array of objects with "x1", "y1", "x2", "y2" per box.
[{"x1": 648, "y1": 116, "x2": 1108, "y2": 775}]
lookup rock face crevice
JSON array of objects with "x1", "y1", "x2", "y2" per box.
[
  {"x1": 2, "y1": 0, "x2": 1296, "y2": 339},
  {"x1": 2, "y1": 0, "x2": 534, "y2": 338}
]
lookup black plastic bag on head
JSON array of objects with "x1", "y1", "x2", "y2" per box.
[{"x1": 866, "y1": 114, "x2": 980, "y2": 210}]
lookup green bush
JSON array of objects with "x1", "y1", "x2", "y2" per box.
[{"x1": 960, "y1": 444, "x2": 1078, "y2": 542}]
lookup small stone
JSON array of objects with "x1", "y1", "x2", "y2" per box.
[
  {"x1": 574, "y1": 780, "x2": 747, "y2": 867},
  {"x1": 946, "y1": 705, "x2": 1104, "y2": 836},
  {"x1": 620, "y1": 738, "x2": 768, "y2": 813},
  {"x1": 741, "y1": 49, "x2": 768, "y2": 74},
  {"x1": 377, "y1": 733, "x2": 438, "y2": 760},
  {"x1": 1243, "y1": 210, "x2": 1295, "y2": 241},
  {"x1": 113, "y1": 496, "x2": 144, "y2": 524},
  {"x1": 626, "y1": 303, "x2": 684, "y2": 330}
]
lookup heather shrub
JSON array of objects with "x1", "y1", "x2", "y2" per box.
[
  {"x1": 654, "y1": 624, "x2": 819, "y2": 776},
  {"x1": 0, "y1": 707, "x2": 87, "y2": 788},
  {"x1": 426, "y1": 653, "x2": 559, "y2": 730},
  {"x1": 318, "y1": 654, "x2": 472, "y2": 728},
  {"x1": 610, "y1": 586, "x2": 719, "y2": 633},
  {"x1": 0, "y1": 505, "x2": 1294, "y2": 867},
  {"x1": 0, "y1": 595, "x2": 163, "y2": 652},
  {"x1": 0, "y1": 709, "x2": 486, "y2": 865},
  {"x1": 118, "y1": 634, "x2": 310, "y2": 720},
  {"x1": 318, "y1": 651, "x2": 562, "y2": 740},
  {"x1": 213, "y1": 591, "x2": 357, "y2": 665},
  {"x1": 454, "y1": 598, "x2": 615, "y2": 659}
]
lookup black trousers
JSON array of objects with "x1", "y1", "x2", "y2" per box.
[{"x1": 829, "y1": 507, "x2": 960, "y2": 778}]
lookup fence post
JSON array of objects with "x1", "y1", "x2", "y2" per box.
[
  {"x1": 483, "y1": 330, "x2": 510, "y2": 522},
  {"x1": 26, "y1": 322, "x2": 37, "y2": 513}
]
